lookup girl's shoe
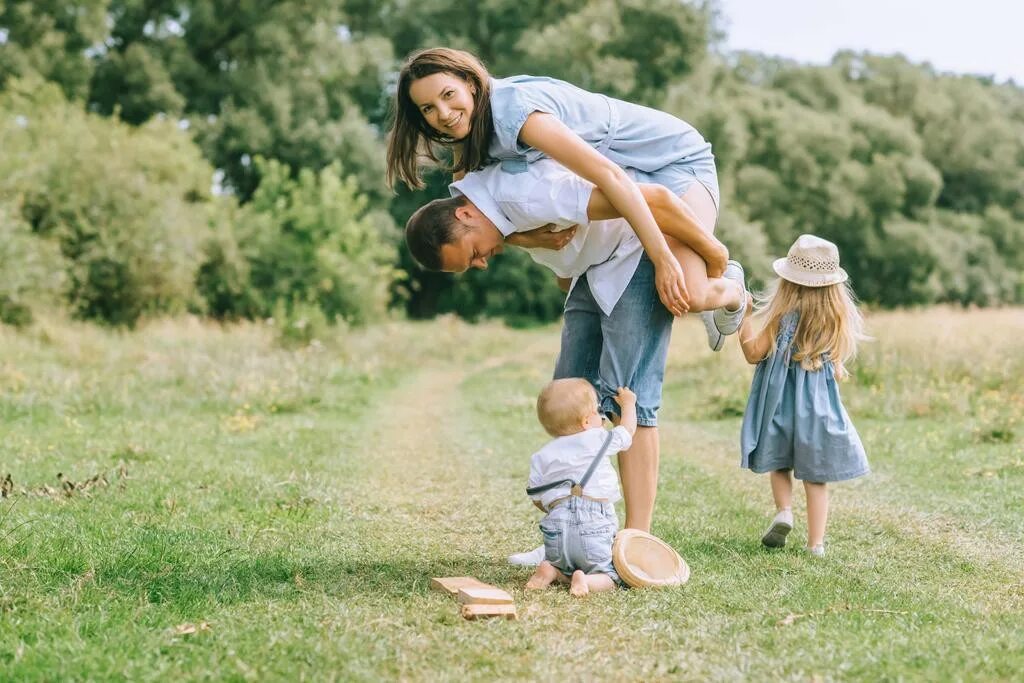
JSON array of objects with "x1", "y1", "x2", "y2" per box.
[
  {"x1": 805, "y1": 544, "x2": 825, "y2": 558},
  {"x1": 761, "y1": 510, "x2": 793, "y2": 548}
]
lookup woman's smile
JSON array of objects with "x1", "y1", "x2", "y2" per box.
[{"x1": 409, "y1": 72, "x2": 476, "y2": 139}]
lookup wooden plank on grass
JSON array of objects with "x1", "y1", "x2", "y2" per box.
[
  {"x1": 430, "y1": 576, "x2": 491, "y2": 596},
  {"x1": 457, "y1": 586, "x2": 514, "y2": 605},
  {"x1": 460, "y1": 603, "x2": 518, "y2": 620}
]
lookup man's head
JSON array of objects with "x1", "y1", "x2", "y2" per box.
[
  {"x1": 405, "y1": 196, "x2": 504, "y2": 272},
  {"x1": 536, "y1": 378, "x2": 602, "y2": 437}
]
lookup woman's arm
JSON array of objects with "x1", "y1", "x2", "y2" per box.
[
  {"x1": 588, "y1": 184, "x2": 729, "y2": 278},
  {"x1": 518, "y1": 113, "x2": 690, "y2": 316}
]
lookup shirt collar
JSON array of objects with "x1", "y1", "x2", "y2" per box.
[{"x1": 449, "y1": 171, "x2": 518, "y2": 237}]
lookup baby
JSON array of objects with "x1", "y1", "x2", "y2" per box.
[{"x1": 524, "y1": 378, "x2": 637, "y2": 597}]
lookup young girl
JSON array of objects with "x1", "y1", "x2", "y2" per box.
[
  {"x1": 738, "y1": 235, "x2": 869, "y2": 557},
  {"x1": 385, "y1": 47, "x2": 746, "y2": 328}
]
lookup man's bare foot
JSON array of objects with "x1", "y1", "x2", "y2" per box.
[
  {"x1": 525, "y1": 560, "x2": 560, "y2": 590},
  {"x1": 569, "y1": 570, "x2": 590, "y2": 597}
]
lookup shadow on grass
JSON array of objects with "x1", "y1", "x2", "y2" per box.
[{"x1": 90, "y1": 552, "x2": 524, "y2": 610}]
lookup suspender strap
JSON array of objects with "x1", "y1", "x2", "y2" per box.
[
  {"x1": 575, "y1": 430, "x2": 615, "y2": 493},
  {"x1": 525, "y1": 431, "x2": 616, "y2": 498}
]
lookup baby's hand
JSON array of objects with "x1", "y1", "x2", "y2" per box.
[{"x1": 613, "y1": 387, "x2": 636, "y2": 408}]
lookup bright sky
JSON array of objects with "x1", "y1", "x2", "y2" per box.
[{"x1": 718, "y1": 0, "x2": 1023, "y2": 84}]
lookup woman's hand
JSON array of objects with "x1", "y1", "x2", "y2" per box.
[
  {"x1": 654, "y1": 257, "x2": 690, "y2": 316},
  {"x1": 704, "y1": 239, "x2": 730, "y2": 279},
  {"x1": 505, "y1": 224, "x2": 577, "y2": 250}
]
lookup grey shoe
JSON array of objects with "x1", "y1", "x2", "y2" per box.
[
  {"x1": 805, "y1": 544, "x2": 826, "y2": 558},
  {"x1": 713, "y1": 260, "x2": 747, "y2": 336},
  {"x1": 508, "y1": 544, "x2": 545, "y2": 566},
  {"x1": 761, "y1": 510, "x2": 793, "y2": 548},
  {"x1": 701, "y1": 311, "x2": 725, "y2": 352}
]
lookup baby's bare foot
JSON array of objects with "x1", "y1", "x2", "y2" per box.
[
  {"x1": 569, "y1": 570, "x2": 590, "y2": 597},
  {"x1": 525, "y1": 560, "x2": 559, "y2": 590}
]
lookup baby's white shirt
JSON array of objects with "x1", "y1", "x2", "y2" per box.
[{"x1": 527, "y1": 426, "x2": 633, "y2": 510}]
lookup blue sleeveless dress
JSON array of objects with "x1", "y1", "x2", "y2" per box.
[
  {"x1": 740, "y1": 311, "x2": 869, "y2": 483},
  {"x1": 487, "y1": 75, "x2": 719, "y2": 208}
]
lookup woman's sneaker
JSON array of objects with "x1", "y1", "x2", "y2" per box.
[
  {"x1": 761, "y1": 509, "x2": 793, "y2": 548},
  {"x1": 805, "y1": 544, "x2": 826, "y2": 558},
  {"x1": 713, "y1": 260, "x2": 748, "y2": 336},
  {"x1": 701, "y1": 311, "x2": 725, "y2": 351}
]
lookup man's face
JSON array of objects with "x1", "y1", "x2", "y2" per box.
[{"x1": 438, "y1": 206, "x2": 504, "y2": 273}]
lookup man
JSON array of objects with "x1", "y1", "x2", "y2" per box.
[{"x1": 406, "y1": 160, "x2": 746, "y2": 562}]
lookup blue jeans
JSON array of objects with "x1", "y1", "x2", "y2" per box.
[
  {"x1": 554, "y1": 254, "x2": 674, "y2": 427},
  {"x1": 540, "y1": 497, "x2": 621, "y2": 585}
]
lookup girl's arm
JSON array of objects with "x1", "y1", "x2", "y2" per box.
[
  {"x1": 738, "y1": 294, "x2": 771, "y2": 363},
  {"x1": 518, "y1": 113, "x2": 690, "y2": 316}
]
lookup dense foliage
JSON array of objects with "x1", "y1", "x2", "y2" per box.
[{"x1": 1, "y1": 1, "x2": 1021, "y2": 326}]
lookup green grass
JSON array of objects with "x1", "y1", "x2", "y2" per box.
[{"x1": 1, "y1": 308, "x2": 1023, "y2": 681}]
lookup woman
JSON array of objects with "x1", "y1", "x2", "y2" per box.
[{"x1": 386, "y1": 47, "x2": 738, "y2": 319}]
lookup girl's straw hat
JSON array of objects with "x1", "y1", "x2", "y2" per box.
[
  {"x1": 611, "y1": 529, "x2": 690, "y2": 588},
  {"x1": 773, "y1": 234, "x2": 848, "y2": 287}
]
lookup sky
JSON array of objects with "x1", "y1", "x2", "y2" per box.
[{"x1": 718, "y1": 0, "x2": 1023, "y2": 84}]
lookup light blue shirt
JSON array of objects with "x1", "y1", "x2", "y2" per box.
[{"x1": 488, "y1": 75, "x2": 713, "y2": 176}]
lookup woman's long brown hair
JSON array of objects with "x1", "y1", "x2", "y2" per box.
[{"x1": 386, "y1": 47, "x2": 494, "y2": 190}]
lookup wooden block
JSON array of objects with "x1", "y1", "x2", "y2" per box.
[
  {"x1": 457, "y1": 586, "x2": 513, "y2": 605},
  {"x1": 460, "y1": 603, "x2": 518, "y2": 621},
  {"x1": 430, "y1": 576, "x2": 490, "y2": 596}
]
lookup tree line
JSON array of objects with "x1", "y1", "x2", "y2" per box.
[{"x1": 1, "y1": 1, "x2": 1021, "y2": 328}]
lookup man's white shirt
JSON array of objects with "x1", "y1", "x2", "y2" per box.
[{"x1": 450, "y1": 160, "x2": 644, "y2": 316}]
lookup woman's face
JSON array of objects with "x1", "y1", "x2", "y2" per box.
[{"x1": 408, "y1": 72, "x2": 475, "y2": 140}]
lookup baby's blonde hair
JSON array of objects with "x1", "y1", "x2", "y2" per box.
[
  {"x1": 537, "y1": 378, "x2": 598, "y2": 437},
  {"x1": 750, "y1": 278, "x2": 867, "y2": 377}
]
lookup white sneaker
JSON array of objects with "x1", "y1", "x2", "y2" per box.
[
  {"x1": 761, "y1": 509, "x2": 793, "y2": 548},
  {"x1": 701, "y1": 311, "x2": 725, "y2": 352},
  {"x1": 713, "y1": 260, "x2": 747, "y2": 336},
  {"x1": 508, "y1": 544, "x2": 545, "y2": 566},
  {"x1": 806, "y1": 544, "x2": 826, "y2": 558}
]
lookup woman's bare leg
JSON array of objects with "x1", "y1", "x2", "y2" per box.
[{"x1": 668, "y1": 182, "x2": 742, "y2": 313}]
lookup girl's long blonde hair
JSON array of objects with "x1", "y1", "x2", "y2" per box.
[{"x1": 750, "y1": 278, "x2": 867, "y2": 377}]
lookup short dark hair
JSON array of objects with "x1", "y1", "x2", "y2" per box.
[{"x1": 404, "y1": 195, "x2": 469, "y2": 271}]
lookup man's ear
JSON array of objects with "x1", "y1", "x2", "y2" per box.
[{"x1": 453, "y1": 203, "x2": 476, "y2": 225}]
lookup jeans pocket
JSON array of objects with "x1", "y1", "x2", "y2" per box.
[
  {"x1": 539, "y1": 523, "x2": 563, "y2": 567},
  {"x1": 580, "y1": 523, "x2": 614, "y2": 566}
]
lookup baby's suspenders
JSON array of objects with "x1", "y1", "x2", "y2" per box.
[{"x1": 526, "y1": 431, "x2": 615, "y2": 500}]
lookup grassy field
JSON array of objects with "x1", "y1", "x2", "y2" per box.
[{"x1": 1, "y1": 308, "x2": 1023, "y2": 681}]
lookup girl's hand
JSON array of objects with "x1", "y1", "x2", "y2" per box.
[
  {"x1": 505, "y1": 224, "x2": 577, "y2": 250},
  {"x1": 654, "y1": 258, "x2": 690, "y2": 316}
]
